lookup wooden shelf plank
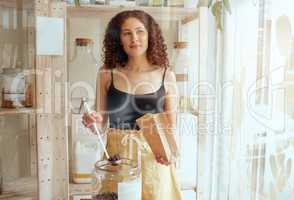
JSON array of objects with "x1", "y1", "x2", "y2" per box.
[
  {"x1": 69, "y1": 182, "x2": 95, "y2": 196},
  {"x1": 0, "y1": 0, "x2": 34, "y2": 9},
  {"x1": 0, "y1": 108, "x2": 35, "y2": 115},
  {"x1": 67, "y1": 4, "x2": 198, "y2": 21},
  {"x1": 0, "y1": 177, "x2": 37, "y2": 199}
]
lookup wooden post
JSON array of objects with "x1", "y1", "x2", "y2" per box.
[{"x1": 35, "y1": 1, "x2": 68, "y2": 199}]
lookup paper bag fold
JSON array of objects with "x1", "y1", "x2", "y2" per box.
[{"x1": 136, "y1": 113, "x2": 179, "y2": 162}]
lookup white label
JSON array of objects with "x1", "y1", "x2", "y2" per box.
[
  {"x1": 4, "y1": 76, "x2": 25, "y2": 93},
  {"x1": 118, "y1": 177, "x2": 141, "y2": 200},
  {"x1": 37, "y1": 16, "x2": 64, "y2": 55},
  {"x1": 4, "y1": 93, "x2": 25, "y2": 101},
  {"x1": 79, "y1": 0, "x2": 90, "y2": 4}
]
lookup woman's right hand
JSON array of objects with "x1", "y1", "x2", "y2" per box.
[{"x1": 82, "y1": 111, "x2": 103, "y2": 128}]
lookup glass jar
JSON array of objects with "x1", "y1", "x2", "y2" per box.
[
  {"x1": 1, "y1": 68, "x2": 26, "y2": 108},
  {"x1": 171, "y1": 41, "x2": 190, "y2": 74},
  {"x1": 92, "y1": 0, "x2": 106, "y2": 4},
  {"x1": 167, "y1": 0, "x2": 184, "y2": 7},
  {"x1": 136, "y1": 0, "x2": 149, "y2": 6},
  {"x1": 184, "y1": 0, "x2": 198, "y2": 8},
  {"x1": 68, "y1": 38, "x2": 98, "y2": 113},
  {"x1": 78, "y1": 0, "x2": 91, "y2": 4},
  {"x1": 171, "y1": 42, "x2": 190, "y2": 98},
  {"x1": 92, "y1": 158, "x2": 141, "y2": 200},
  {"x1": 148, "y1": 0, "x2": 164, "y2": 6}
]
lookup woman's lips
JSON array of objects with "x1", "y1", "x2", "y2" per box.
[{"x1": 130, "y1": 44, "x2": 141, "y2": 48}]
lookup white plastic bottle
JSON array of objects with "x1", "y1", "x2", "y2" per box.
[{"x1": 71, "y1": 114, "x2": 106, "y2": 184}]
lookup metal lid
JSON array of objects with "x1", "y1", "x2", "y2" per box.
[
  {"x1": 174, "y1": 41, "x2": 188, "y2": 49},
  {"x1": 75, "y1": 38, "x2": 93, "y2": 46}
]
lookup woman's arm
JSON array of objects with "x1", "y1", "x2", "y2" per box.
[
  {"x1": 155, "y1": 68, "x2": 178, "y2": 166},
  {"x1": 163, "y1": 69, "x2": 178, "y2": 128},
  {"x1": 82, "y1": 67, "x2": 111, "y2": 131},
  {"x1": 96, "y1": 67, "x2": 111, "y2": 130}
]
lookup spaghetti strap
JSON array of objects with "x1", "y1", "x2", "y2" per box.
[
  {"x1": 162, "y1": 67, "x2": 167, "y2": 85},
  {"x1": 111, "y1": 69, "x2": 114, "y2": 85}
]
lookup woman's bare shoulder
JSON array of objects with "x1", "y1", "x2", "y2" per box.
[
  {"x1": 164, "y1": 67, "x2": 176, "y2": 83},
  {"x1": 163, "y1": 68, "x2": 177, "y2": 95},
  {"x1": 98, "y1": 66, "x2": 112, "y2": 89}
]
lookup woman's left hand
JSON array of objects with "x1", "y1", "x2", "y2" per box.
[{"x1": 155, "y1": 154, "x2": 170, "y2": 166}]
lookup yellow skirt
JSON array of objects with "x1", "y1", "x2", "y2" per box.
[{"x1": 105, "y1": 128, "x2": 182, "y2": 200}]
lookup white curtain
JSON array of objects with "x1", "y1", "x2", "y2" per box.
[
  {"x1": 213, "y1": 0, "x2": 294, "y2": 199},
  {"x1": 197, "y1": 0, "x2": 294, "y2": 199}
]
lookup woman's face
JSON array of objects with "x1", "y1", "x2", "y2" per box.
[{"x1": 120, "y1": 17, "x2": 148, "y2": 58}]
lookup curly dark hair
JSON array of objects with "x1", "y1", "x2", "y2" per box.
[{"x1": 102, "y1": 10, "x2": 169, "y2": 69}]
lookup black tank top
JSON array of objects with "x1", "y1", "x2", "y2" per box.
[{"x1": 107, "y1": 68, "x2": 167, "y2": 130}]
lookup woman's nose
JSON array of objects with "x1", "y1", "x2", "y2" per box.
[{"x1": 131, "y1": 32, "x2": 139, "y2": 41}]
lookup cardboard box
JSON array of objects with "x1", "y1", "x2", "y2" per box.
[{"x1": 136, "y1": 113, "x2": 180, "y2": 163}]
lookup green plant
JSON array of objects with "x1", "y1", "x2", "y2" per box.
[{"x1": 198, "y1": 0, "x2": 231, "y2": 31}]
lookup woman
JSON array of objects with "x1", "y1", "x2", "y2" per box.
[{"x1": 83, "y1": 10, "x2": 182, "y2": 200}]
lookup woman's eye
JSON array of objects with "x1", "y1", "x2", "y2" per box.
[{"x1": 123, "y1": 32, "x2": 131, "y2": 36}]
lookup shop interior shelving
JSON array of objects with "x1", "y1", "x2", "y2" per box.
[
  {"x1": 0, "y1": 108, "x2": 35, "y2": 115},
  {"x1": 0, "y1": 177, "x2": 37, "y2": 200},
  {"x1": 67, "y1": 4, "x2": 199, "y2": 24},
  {"x1": 1, "y1": 1, "x2": 199, "y2": 198}
]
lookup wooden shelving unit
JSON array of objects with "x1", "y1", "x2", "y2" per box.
[
  {"x1": 67, "y1": 4, "x2": 198, "y2": 23},
  {"x1": 0, "y1": 108, "x2": 35, "y2": 115},
  {"x1": 69, "y1": 182, "x2": 94, "y2": 196},
  {"x1": 0, "y1": 0, "x2": 33, "y2": 9},
  {"x1": 0, "y1": 177, "x2": 37, "y2": 200},
  {"x1": 1, "y1": 1, "x2": 201, "y2": 199}
]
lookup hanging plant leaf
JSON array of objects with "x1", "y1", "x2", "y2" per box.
[
  {"x1": 223, "y1": 0, "x2": 232, "y2": 14},
  {"x1": 208, "y1": 0, "x2": 214, "y2": 7},
  {"x1": 197, "y1": 0, "x2": 211, "y2": 8},
  {"x1": 211, "y1": 1, "x2": 223, "y2": 31},
  {"x1": 74, "y1": 0, "x2": 80, "y2": 6}
]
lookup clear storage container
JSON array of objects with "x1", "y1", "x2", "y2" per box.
[
  {"x1": 171, "y1": 42, "x2": 191, "y2": 110},
  {"x1": 92, "y1": 158, "x2": 141, "y2": 200},
  {"x1": 0, "y1": 68, "x2": 33, "y2": 108},
  {"x1": 171, "y1": 41, "x2": 190, "y2": 76},
  {"x1": 167, "y1": 0, "x2": 184, "y2": 7},
  {"x1": 71, "y1": 114, "x2": 107, "y2": 184},
  {"x1": 1, "y1": 68, "x2": 29, "y2": 108},
  {"x1": 68, "y1": 38, "x2": 98, "y2": 112}
]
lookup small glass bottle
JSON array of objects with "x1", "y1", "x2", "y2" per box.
[
  {"x1": 92, "y1": 158, "x2": 141, "y2": 200},
  {"x1": 68, "y1": 38, "x2": 98, "y2": 113}
]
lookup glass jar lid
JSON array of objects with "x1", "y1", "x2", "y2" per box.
[
  {"x1": 75, "y1": 38, "x2": 93, "y2": 46},
  {"x1": 174, "y1": 41, "x2": 188, "y2": 49},
  {"x1": 95, "y1": 158, "x2": 139, "y2": 174}
]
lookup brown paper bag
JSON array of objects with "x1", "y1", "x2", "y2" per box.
[{"x1": 136, "y1": 113, "x2": 180, "y2": 162}]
